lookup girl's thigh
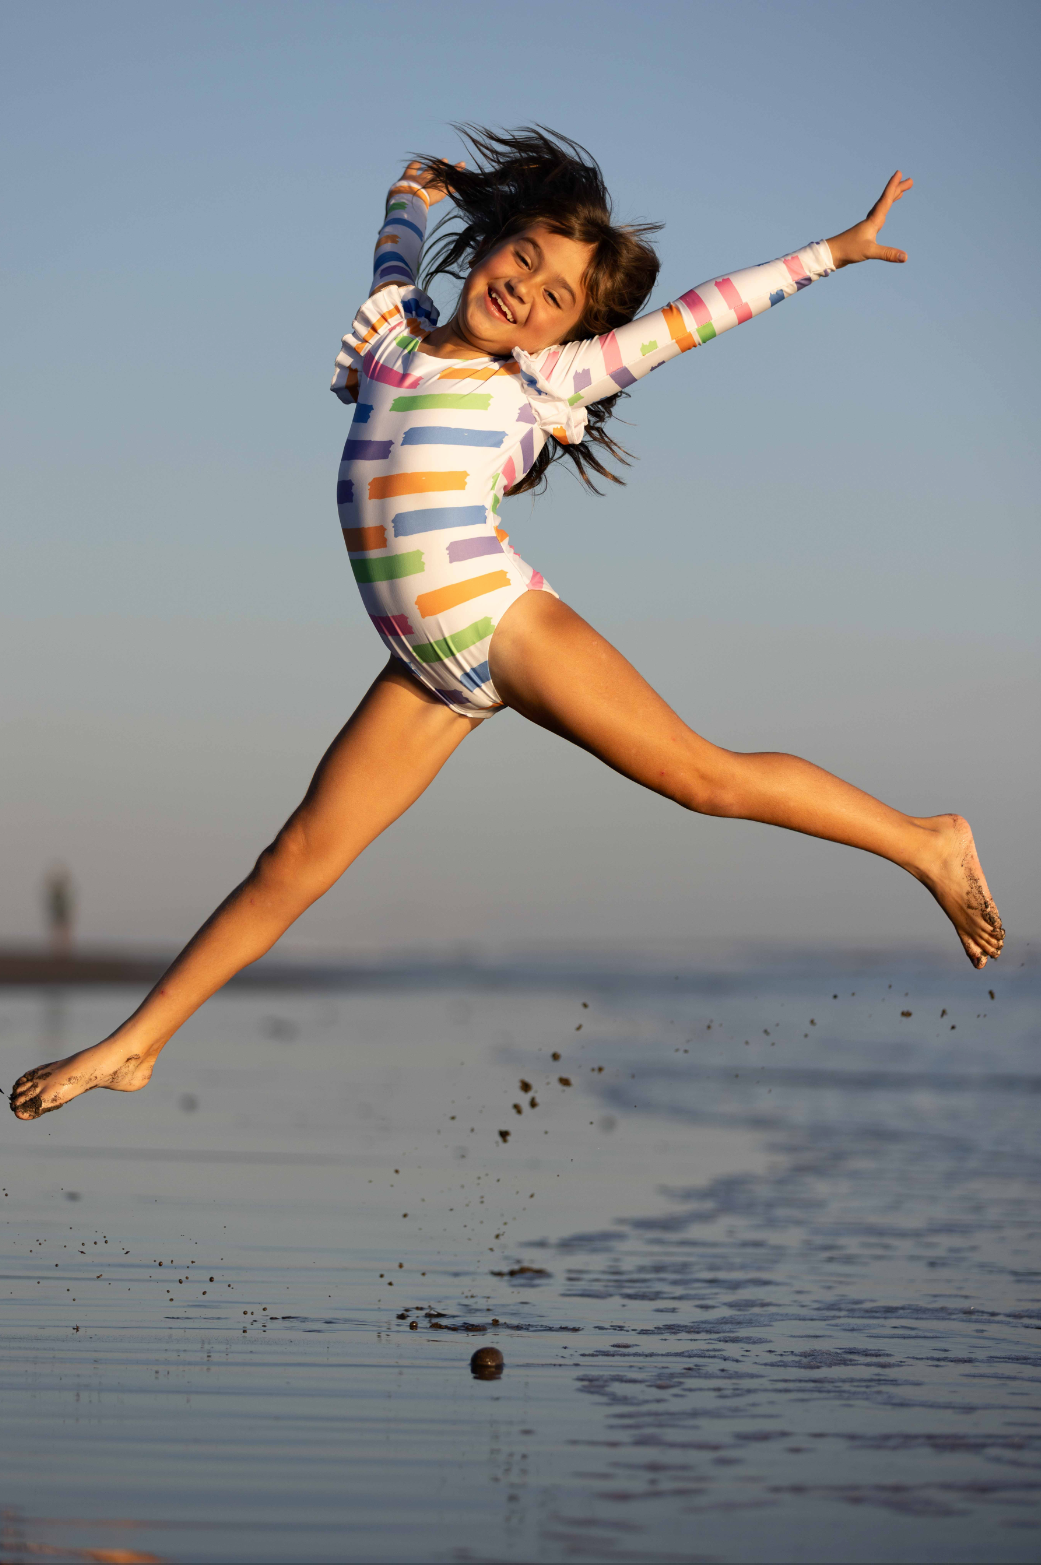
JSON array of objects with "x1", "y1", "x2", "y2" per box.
[
  {"x1": 289, "y1": 657, "x2": 482, "y2": 863},
  {"x1": 488, "y1": 593, "x2": 728, "y2": 803}
]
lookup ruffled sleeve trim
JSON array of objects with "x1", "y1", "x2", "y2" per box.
[
  {"x1": 511, "y1": 347, "x2": 589, "y2": 446},
  {"x1": 331, "y1": 285, "x2": 440, "y2": 399}
]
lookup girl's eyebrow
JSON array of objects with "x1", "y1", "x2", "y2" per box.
[{"x1": 520, "y1": 236, "x2": 576, "y2": 304}]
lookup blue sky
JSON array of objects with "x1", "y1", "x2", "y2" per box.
[{"x1": 2, "y1": 0, "x2": 1038, "y2": 957}]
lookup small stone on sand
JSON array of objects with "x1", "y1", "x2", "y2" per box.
[{"x1": 471, "y1": 1346, "x2": 504, "y2": 1376}]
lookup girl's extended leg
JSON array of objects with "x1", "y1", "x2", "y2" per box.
[
  {"x1": 10, "y1": 660, "x2": 479, "y2": 1120},
  {"x1": 489, "y1": 594, "x2": 1004, "y2": 968}
]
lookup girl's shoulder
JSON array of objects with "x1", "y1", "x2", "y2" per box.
[
  {"x1": 341, "y1": 285, "x2": 440, "y2": 368},
  {"x1": 512, "y1": 344, "x2": 590, "y2": 445}
]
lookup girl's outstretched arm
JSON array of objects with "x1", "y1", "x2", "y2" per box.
[{"x1": 530, "y1": 171, "x2": 913, "y2": 412}]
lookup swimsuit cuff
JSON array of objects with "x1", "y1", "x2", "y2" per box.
[
  {"x1": 803, "y1": 238, "x2": 837, "y2": 277},
  {"x1": 511, "y1": 348, "x2": 589, "y2": 445}
]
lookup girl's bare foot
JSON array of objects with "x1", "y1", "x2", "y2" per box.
[
  {"x1": 914, "y1": 814, "x2": 1005, "y2": 969},
  {"x1": 9, "y1": 1038, "x2": 156, "y2": 1121}
]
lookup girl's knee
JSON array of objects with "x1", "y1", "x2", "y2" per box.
[{"x1": 254, "y1": 819, "x2": 329, "y2": 894}]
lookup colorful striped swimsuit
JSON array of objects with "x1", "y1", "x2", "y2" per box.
[{"x1": 332, "y1": 179, "x2": 835, "y2": 717}]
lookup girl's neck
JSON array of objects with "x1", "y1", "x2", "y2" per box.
[{"x1": 421, "y1": 316, "x2": 498, "y2": 362}]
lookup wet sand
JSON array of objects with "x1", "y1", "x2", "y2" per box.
[{"x1": 1, "y1": 956, "x2": 1038, "y2": 1563}]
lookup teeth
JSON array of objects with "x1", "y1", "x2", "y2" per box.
[{"x1": 491, "y1": 288, "x2": 514, "y2": 323}]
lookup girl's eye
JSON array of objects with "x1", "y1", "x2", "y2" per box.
[
  {"x1": 546, "y1": 292, "x2": 560, "y2": 309},
  {"x1": 515, "y1": 250, "x2": 531, "y2": 268}
]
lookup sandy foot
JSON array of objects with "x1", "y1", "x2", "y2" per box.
[
  {"x1": 918, "y1": 814, "x2": 1004, "y2": 969},
  {"x1": 9, "y1": 1039, "x2": 155, "y2": 1121}
]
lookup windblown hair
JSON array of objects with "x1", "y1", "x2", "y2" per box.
[{"x1": 418, "y1": 126, "x2": 662, "y2": 497}]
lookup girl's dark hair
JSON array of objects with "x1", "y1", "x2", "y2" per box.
[{"x1": 418, "y1": 125, "x2": 661, "y2": 497}]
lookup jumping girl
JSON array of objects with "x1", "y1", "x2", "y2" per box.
[{"x1": 11, "y1": 127, "x2": 1003, "y2": 1122}]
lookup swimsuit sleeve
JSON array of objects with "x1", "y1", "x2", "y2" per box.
[
  {"x1": 330, "y1": 178, "x2": 439, "y2": 404},
  {"x1": 519, "y1": 240, "x2": 836, "y2": 421},
  {"x1": 330, "y1": 283, "x2": 439, "y2": 402},
  {"x1": 369, "y1": 178, "x2": 431, "y2": 293}
]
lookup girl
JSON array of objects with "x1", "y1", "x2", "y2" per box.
[{"x1": 11, "y1": 128, "x2": 1002, "y2": 1122}]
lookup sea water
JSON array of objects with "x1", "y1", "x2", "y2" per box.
[{"x1": 1, "y1": 952, "x2": 1038, "y2": 1563}]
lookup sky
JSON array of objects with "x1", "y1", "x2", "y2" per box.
[{"x1": 2, "y1": 0, "x2": 1039, "y2": 961}]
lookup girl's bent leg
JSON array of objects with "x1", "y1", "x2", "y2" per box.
[
  {"x1": 10, "y1": 660, "x2": 480, "y2": 1120},
  {"x1": 488, "y1": 594, "x2": 1003, "y2": 968}
]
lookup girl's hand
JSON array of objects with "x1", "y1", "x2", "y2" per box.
[
  {"x1": 826, "y1": 170, "x2": 913, "y2": 268},
  {"x1": 399, "y1": 158, "x2": 464, "y2": 207}
]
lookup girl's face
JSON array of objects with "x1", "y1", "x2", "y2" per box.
[{"x1": 455, "y1": 224, "x2": 594, "y2": 356}]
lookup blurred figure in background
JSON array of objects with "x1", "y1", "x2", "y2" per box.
[{"x1": 44, "y1": 867, "x2": 75, "y2": 957}]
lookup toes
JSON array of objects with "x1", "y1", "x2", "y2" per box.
[
  {"x1": 18, "y1": 1092, "x2": 65, "y2": 1120},
  {"x1": 11, "y1": 1080, "x2": 44, "y2": 1107},
  {"x1": 9, "y1": 1071, "x2": 63, "y2": 1119}
]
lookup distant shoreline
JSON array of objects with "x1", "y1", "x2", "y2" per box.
[
  {"x1": 1, "y1": 941, "x2": 1027, "y2": 990},
  {"x1": 0, "y1": 947, "x2": 316, "y2": 988}
]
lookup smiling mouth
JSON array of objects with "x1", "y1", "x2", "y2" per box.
[{"x1": 487, "y1": 286, "x2": 516, "y2": 325}]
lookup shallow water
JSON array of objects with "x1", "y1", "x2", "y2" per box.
[{"x1": 1, "y1": 954, "x2": 1038, "y2": 1563}]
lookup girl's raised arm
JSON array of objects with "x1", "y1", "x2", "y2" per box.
[
  {"x1": 367, "y1": 170, "x2": 431, "y2": 296},
  {"x1": 333, "y1": 161, "x2": 462, "y2": 403},
  {"x1": 365, "y1": 158, "x2": 465, "y2": 298},
  {"x1": 533, "y1": 171, "x2": 912, "y2": 414}
]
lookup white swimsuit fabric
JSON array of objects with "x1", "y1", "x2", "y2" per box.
[{"x1": 332, "y1": 179, "x2": 834, "y2": 716}]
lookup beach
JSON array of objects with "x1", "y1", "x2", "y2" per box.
[{"x1": 1, "y1": 951, "x2": 1038, "y2": 1564}]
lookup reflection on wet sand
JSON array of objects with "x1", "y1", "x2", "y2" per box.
[
  {"x1": 0, "y1": 957, "x2": 1038, "y2": 1563},
  {"x1": 0, "y1": 1510, "x2": 164, "y2": 1564}
]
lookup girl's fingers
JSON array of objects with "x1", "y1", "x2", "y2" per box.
[
  {"x1": 873, "y1": 171, "x2": 906, "y2": 219},
  {"x1": 869, "y1": 173, "x2": 913, "y2": 238},
  {"x1": 873, "y1": 242, "x2": 907, "y2": 263},
  {"x1": 399, "y1": 158, "x2": 465, "y2": 205},
  {"x1": 402, "y1": 158, "x2": 465, "y2": 179}
]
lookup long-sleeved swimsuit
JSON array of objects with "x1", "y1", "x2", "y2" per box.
[{"x1": 332, "y1": 178, "x2": 834, "y2": 716}]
